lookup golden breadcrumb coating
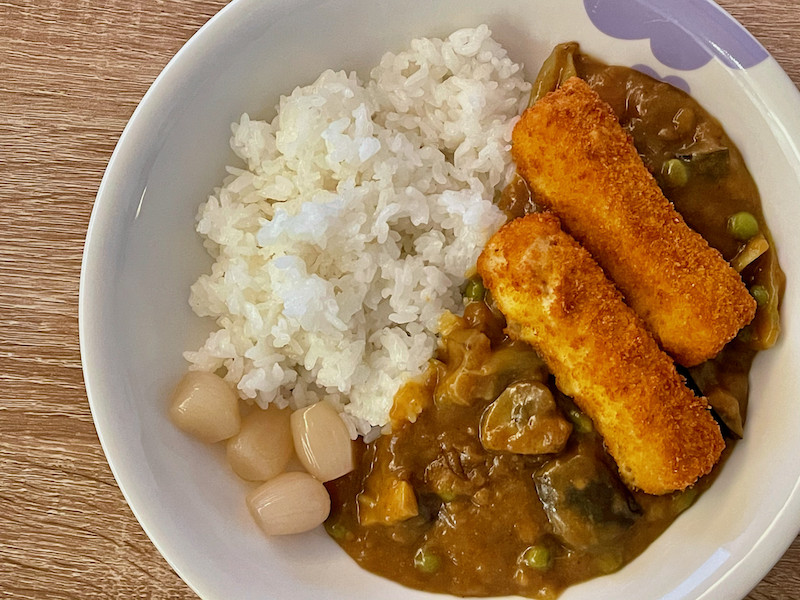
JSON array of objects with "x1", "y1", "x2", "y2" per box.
[
  {"x1": 477, "y1": 213, "x2": 725, "y2": 495},
  {"x1": 511, "y1": 77, "x2": 756, "y2": 367}
]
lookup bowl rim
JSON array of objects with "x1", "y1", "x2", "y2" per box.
[{"x1": 79, "y1": 0, "x2": 249, "y2": 596}]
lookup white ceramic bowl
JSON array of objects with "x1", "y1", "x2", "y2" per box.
[{"x1": 80, "y1": 0, "x2": 800, "y2": 598}]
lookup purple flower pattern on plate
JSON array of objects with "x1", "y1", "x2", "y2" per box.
[
  {"x1": 584, "y1": 0, "x2": 769, "y2": 70},
  {"x1": 632, "y1": 64, "x2": 691, "y2": 93}
]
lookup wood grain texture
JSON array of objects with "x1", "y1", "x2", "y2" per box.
[{"x1": 0, "y1": 0, "x2": 797, "y2": 598}]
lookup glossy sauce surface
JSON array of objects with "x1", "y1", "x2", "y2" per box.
[
  {"x1": 325, "y1": 48, "x2": 784, "y2": 598},
  {"x1": 327, "y1": 309, "x2": 715, "y2": 598}
]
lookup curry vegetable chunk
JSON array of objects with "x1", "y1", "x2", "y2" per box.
[
  {"x1": 477, "y1": 213, "x2": 725, "y2": 494},
  {"x1": 511, "y1": 77, "x2": 756, "y2": 367}
]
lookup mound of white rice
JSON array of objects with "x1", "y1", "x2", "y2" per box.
[{"x1": 184, "y1": 25, "x2": 530, "y2": 436}]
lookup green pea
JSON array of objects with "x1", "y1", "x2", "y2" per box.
[
  {"x1": 567, "y1": 408, "x2": 593, "y2": 434},
  {"x1": 661, "y1": 158, "x2": 689, "y2": 187},
  {"x1": 672, "y1": 487, "x2": 698, "y2": 514},
  {"x1": 522, "y1": 545, "x2": 551, "y2": 569},
  {"x1": 737, "y1": 325, "x2": 754, "y2": 343},
  {"x1": 437, "y1": 488, "x2": 456, "y2": 503},
  {"x1": 414, "y1": 548, "x2": 441, "y2": 574},
  {"x1": 750, "y1": 284, "x2": 769, "y2": 307},
  {"x1": 464, "y1": 277, "x2": 485, "y2": 301},
  {"x1": 727, "y1": 211, "x2": 759, "y2": 241},
  {"x1": 325, "y1": 522, "x2": 350, "y2": 541},
  {"x1": 595, "y1": 552, "x2": 624, "y2": 574}
]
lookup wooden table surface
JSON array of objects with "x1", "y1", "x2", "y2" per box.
[{"x1": 1, "y1": 0, "x2": 799, "y2": 598}]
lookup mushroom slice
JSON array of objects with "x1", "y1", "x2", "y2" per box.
[{"x1": 480, "y1": 380, "x2": 572, "y2": 455}]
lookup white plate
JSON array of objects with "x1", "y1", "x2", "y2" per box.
[{"x1": 80, "y1": 0, "x2": 800, "y2": 598}]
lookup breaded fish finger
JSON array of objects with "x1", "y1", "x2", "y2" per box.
[
  {"x1": 477, "y1": 213, "x2": 724, "y2": 495},
  {"x1": 511, "y1": 77, "x2": 755, "y2": 367}
]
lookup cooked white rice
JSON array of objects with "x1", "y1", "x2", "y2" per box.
[{"x1": 184, "y1": 25, "x2": 530, "y2": 436}]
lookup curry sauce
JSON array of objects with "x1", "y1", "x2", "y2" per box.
[
  {"x1": 324, "y1": 44, "x2": 784, "y2": 598},
  {"x1": 327, "y1": 308, "x2": 723, "y2": 598}
]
